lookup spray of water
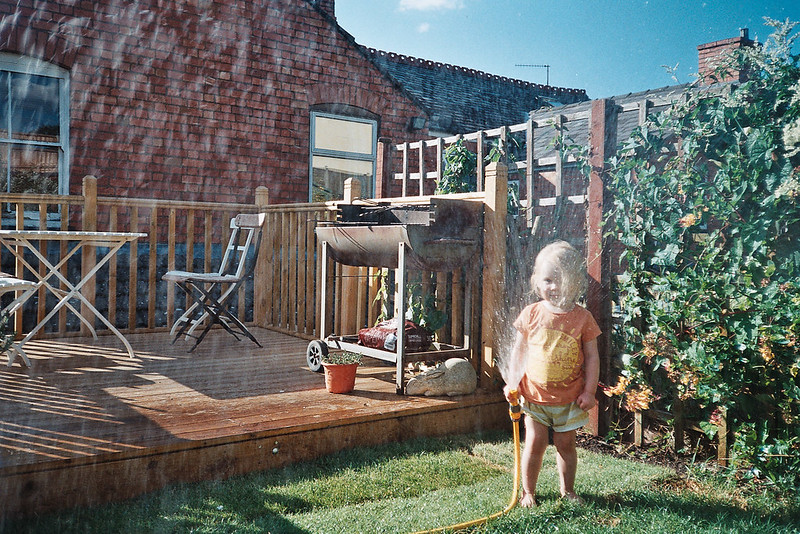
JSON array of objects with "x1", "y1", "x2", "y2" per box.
[
  {"x1": 496, "y1": 331, "x2": 525, "y2": 390},
  {"x1": 495, "y1": 228, "x2": 540, "y2": 391}
]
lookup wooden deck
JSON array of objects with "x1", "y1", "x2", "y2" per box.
[{"x1": 0, "y1": 328, "x2": 507, "y2": 518}]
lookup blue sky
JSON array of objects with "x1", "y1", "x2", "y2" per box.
[{"x1": 335, "y1": 0, "x2": 800, "y2": 99}]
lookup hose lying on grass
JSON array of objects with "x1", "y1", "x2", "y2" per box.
[{"x1": 410, "y1": 390, "x2": 522, "y2": 534}]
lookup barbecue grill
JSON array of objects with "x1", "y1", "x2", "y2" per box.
[
  {"x1": 314, "y1": 197, "x2": 482, "y2": 270},
  {"x1": 308, "y1": 197, "x2": 483, "y2": 394}
]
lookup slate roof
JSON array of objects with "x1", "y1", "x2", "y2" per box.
[{"x1": 362, "y1": 47, "x2": 589, "y2": 135}]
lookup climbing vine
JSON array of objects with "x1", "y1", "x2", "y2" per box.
[
  {"x1": 435, "y1": 138, "x2": 477, "y2": 194},
  {"x1": 603, "y1": 19, "x2": 800, "y2": 492}
]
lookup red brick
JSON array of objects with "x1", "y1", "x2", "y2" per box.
[{"x1": 1, "y1": 0, "x2": 426, "y2": 204}]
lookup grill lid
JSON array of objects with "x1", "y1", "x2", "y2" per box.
[{"x1": 316, "y1": 198, "x2": 482, "y2": 270}]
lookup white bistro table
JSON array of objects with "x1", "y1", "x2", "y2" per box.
[{"x1": 0, "y1": 230, "x2": 146, "y2": 366}]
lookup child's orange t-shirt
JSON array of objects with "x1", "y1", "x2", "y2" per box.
[{"x1": 513, "y1": 302, "x2": 601, "y2": 406}]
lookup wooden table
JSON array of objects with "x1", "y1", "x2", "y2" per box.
[{"x1": 0, "y1": 230, "x2": 146, "y2": 366}]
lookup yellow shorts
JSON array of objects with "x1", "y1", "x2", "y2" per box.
[{"x1": 522, "y1": 400, "x2": 589, "y2": 432}]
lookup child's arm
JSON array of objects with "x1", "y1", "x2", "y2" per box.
[
  {"x1": 503, "y1": 331, "x2": 525, "y2": 402},
  {"x1": 576, "y1": 338, "x2": 600, "y2": 411}
]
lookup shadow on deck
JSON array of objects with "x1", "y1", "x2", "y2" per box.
[{"x1": 0, "y1": 328, "x2": 507, "y2": 518}]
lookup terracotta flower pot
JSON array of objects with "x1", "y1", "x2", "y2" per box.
[{"x1": 322, "y1": 362, "x2": 359, "y2": 393}]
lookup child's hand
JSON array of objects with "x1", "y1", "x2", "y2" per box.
[{"x1": 576, "y1": 391, "x2": 596, "y2": 411}]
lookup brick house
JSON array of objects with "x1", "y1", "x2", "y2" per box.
[{"x1": 0, "y1": 0, "x2": 586, "y2": 204}]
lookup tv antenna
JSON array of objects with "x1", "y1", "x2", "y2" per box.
[{"x1": 515, "y1": 64, "x2": 550, "y2": 85}]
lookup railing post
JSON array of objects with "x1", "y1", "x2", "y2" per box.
[
  {"x1": 476, "y1": 130, "x2": 485, "y2": 192},
  {"x1": 254, "y1": 186, "x2": 269, "y2": 327},
  {"x1": 525, "y1": 118, "x2": 535, "y2": 229},
  {"x1": 375, "y1": 137, "x2": 392, "y2": 199},
  {"x1": 481, "y1": 161, "x2": 508, "y2": 387},
  {"x1": 81, "y1": 175, "x2": 98, "y2": 335},
  {"x1": 401, "y1": 141, "x2": 409, "y2": 197},
  {"x1": 343, "y1": 177, "x2": 361, "y2": 202},
  {"x1": 341, "y1": 178, "x2": 361, "y2": 334}
]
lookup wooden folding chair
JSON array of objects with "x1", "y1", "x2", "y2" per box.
[
  {"x1": 0, "y1": 275, "x2": 39, "y2": 366},
  {"x1": 163, "y1": 213, "x2": 266, "y2": 352}
]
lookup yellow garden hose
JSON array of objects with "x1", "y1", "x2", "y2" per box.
[{"x1": 410, "y1": 390, "x2": 522, "y2": 534}]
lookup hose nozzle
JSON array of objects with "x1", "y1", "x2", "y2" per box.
[{"x1": 507, "y1": 389, "x2": 521, "y2": 421}]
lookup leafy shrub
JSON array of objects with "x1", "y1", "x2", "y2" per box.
[{"x1": 604, "y1": 19, "x2": 800, "y2": 492}]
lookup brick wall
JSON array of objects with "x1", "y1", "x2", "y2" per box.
[
  {"x1": 697, "y1": 29, "x2": 755, "y2": 85},
  {"x1": 0, "y1": 0, "x2": 424, "y2": 203}
]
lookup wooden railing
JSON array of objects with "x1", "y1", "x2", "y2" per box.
[
  {"x1": 0, "y1": 177, "x2": 490, "y2": 364},
  {"x1": 1, "y1": 176, "x2": 264, "y2": 339},
  {"x1": 258, "y1": 201, "x2": 331, "y2": 339}
]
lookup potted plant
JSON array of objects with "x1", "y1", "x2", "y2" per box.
[{"x1": 321, "y1": 351, "x2": 362, "y2": 394}]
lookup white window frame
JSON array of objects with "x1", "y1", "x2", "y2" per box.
[
  {"x1": 309, "y1": 111, "x2": 377, "y2": 202},
  {"x1": 0, "y1": 53, "x2": 70, "y2": 196}
]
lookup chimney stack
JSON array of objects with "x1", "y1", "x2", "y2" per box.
[{"x1": 697, "y1": 28, "x2": 754, "y2": 85}]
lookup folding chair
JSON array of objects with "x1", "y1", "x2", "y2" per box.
[
  {"x1": 163, "y1": 213, "x2": 266, "y2": 352},
  {"x1": 0, "y1": 275, "x2": 39, "y2": 367}
]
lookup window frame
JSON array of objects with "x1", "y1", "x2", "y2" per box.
[
  {"x1": 309, "y1": 110, "x2": 377, "y2": 202},
  {"x1": 0, "y1": 53, "x2": 70, "y2": 196}
]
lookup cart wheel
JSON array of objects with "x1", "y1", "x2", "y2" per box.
[{"x1": 306, "y1": 340, "x2": 328, "y2": 372}]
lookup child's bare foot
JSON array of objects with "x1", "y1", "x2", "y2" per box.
[
  {"x1": 561, "y1": 492, "x2": 584, "y2": 505},
  {"x1": 519, "y1": 491, "x2": 538, "y2": 508}
]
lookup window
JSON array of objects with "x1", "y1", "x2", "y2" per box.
[
  {"x1": 0, "y1": 54, "x2": 70, "y2": 197},
  {"x1": 310, "y1": 111, "x2": 376, "y2": 202}
]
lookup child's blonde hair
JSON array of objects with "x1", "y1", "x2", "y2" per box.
[{"x1": 531, "y1": 240, "x2": 587, "y2": 308}]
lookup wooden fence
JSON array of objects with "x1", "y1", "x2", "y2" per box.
[
  {"x1": 381, "y1": 92, "x2": 730, "y2": 458},
  {"x1": 382, "y1": 100, "x2": 617, "y2": 434}
]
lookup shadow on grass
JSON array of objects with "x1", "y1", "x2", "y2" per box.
[
  {"x1": 2, "y1": 430, "x2": 513, "y2": 534},
  {"x1": 583, "y1": 481, "x2": 800, "y2": 532},
  {"x1": 490, "y1": 488, "x2": 798, "y2": 534}
]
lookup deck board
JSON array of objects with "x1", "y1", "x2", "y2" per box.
[{"x1": 0, "y1": 328, "x2": 507, "y2": 518}]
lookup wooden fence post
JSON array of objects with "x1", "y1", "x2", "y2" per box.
[
  {"x1": 586, "y1": 99, "x2": 617, "y2": 436},
  {"x1": 634, "y1": 411, "x2": 644, "y2": 447},
  {"x1": 717, "y1": 406, "x2": 729, "y2": 466},
  {"x1": 254, "y1": 186, "x2": 269, "y2": 327},
  {"x1": 673, "y1": 391, "x2": 685, "y2": 452},
  {"x1": 81, "y1": 175, "x2": 98, "y2": 335},
  {"x1": 481, "y1": 162, "x2": 508, "y2": 386}
]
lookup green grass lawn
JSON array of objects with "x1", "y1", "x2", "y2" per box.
[{"x1": 4, "y1": 430, "x2": 798, "y2": 533}]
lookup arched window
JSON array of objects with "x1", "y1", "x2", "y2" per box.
[
  {"x1": 309, "y1": 110, "x2": 377, "y2": 202},
  {"x1": 0, "y1": 53, "x2": 70, "y2": 197}
]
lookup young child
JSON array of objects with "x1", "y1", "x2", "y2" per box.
[{"x1": 504, "y1": 240, "x2": 600, "y2": 507}]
